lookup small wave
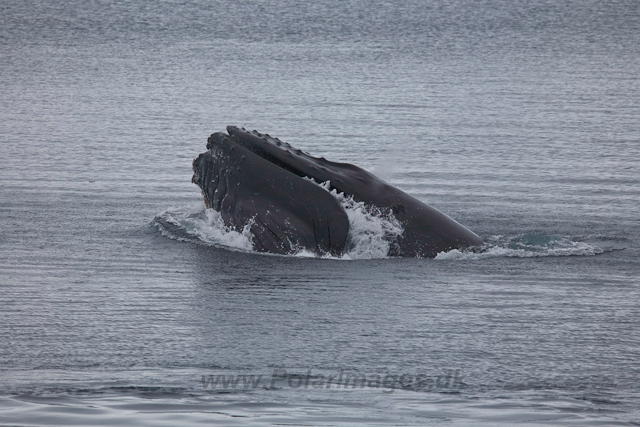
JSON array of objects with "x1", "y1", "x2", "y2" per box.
[
  {"x1": 435, "y1": 233, "x2": 617, "y2": 260},
  {"x1": 152, "y1": 202, "x2": 255, "y2": 253}
]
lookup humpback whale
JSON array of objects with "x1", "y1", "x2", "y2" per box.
[{"x1": 192, "y1": 126, "x2": 482, "y2": 257}]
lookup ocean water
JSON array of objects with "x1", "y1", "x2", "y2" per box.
[{"x1": 1, "y1": 0, "x2": 639, "y2": 425}]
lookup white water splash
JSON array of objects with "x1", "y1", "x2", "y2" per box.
[
  {"x1": 154, "y1": 201, "x2": 618, "y2": 261},
  {"x1": 311, "y1": 180, "x2": 403, "y2": 260},
  {"x1": 153, "y1": 201, "x2": 255, "y2": 252},
  {"x1": 153, "y1": 182, "x2": 404, "y2": 260}
]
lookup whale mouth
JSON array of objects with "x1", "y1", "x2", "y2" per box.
[
  {"x1": 191, "y1": 126, "x2": 483, "y2": 257},
  {"x1": 191, "y1": 127, "x2": 353, "y2": 256}
]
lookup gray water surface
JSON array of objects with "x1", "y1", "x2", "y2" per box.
[{"x1": 1, "y1": 0, "x2": 639, "y2": 425}]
